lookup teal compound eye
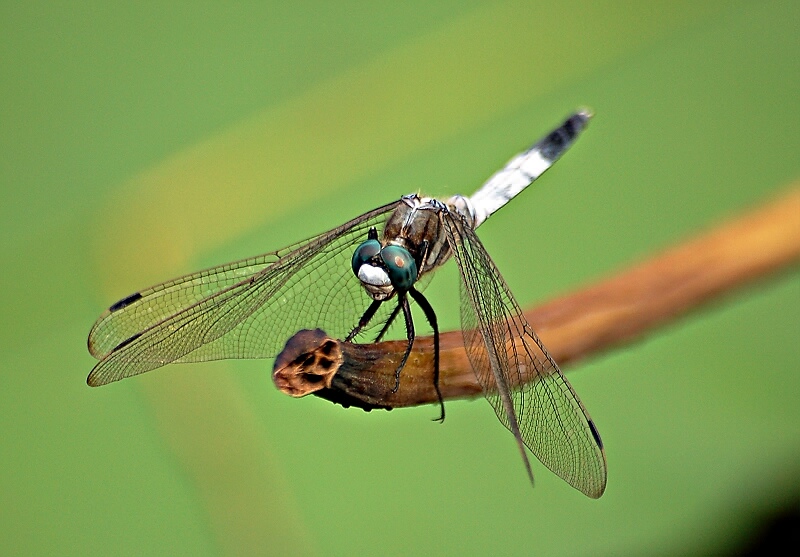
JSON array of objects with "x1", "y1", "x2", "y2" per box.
[
  {"x1": 380, "y1": 245, "x2": 417, "y2": 291},
  {"x1": 351, "y1": 239, "x2": 382, "y2": 276}
]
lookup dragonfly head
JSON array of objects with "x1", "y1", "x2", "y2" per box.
[{"x1": 352, "y1": 230, "x2": 418, "y2": 300}]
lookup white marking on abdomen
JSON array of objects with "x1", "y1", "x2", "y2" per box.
[{"x1": 468, "y1": 149, "x2": 552, "y2": 228}]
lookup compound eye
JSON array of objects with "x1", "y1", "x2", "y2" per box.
[
  {"x1": 351, "y1": 239, "x2": 382, "y2": 276},
  {"x1": 380, "y1": 245, "x2": 417, "y2": 291}
]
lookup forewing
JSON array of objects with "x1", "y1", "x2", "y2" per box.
[
  {"x1": 87, "y1": 201, "x2": 400, "y2": 386},
  {"x1": 89, "y1": 255, "x2": 280, "y2": 360},
  {"x1": 441, "y1": 211, "x2": 607, "y2": 498}
]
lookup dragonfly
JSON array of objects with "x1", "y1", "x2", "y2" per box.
[{"x1": 87, "y1": 110, "x2": 607, "y2": 498}]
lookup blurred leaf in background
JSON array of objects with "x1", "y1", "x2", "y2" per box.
[{"x1": 1, "y1": 1, "x2": 798, "y2": 555}]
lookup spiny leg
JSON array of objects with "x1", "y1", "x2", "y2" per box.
[
  {"x1": 409, "y1": 286, "x2": 444, "y2": 423},
  {"x1": 345, "y1": 299, "x2": 383, "y2": 342},
  {"x1": 374, "y1": 303, "x2": 402, "y2": 342},
  {"x1": 392, "y1": 292, "x2": 416, "y2": 393},
  {"x1": 375, "y1": 238, "x2": 429, "y2": 344}
]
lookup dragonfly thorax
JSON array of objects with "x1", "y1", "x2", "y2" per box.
[
  {"x1": 352, "y1": 194, "x2": 452, "y2": 301},
  {"x1": 352, "y1": 194, "x2": 478, "y2": 302}
]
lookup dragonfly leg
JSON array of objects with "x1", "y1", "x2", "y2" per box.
[
  {"x1": 374, "y1": 303, "x2": 402, "y2": 342},
  {"x1": 345, "y1": 299, "x2": 383, "y2": 342},
  {"x1": 409, "y1": 287, "x2": 444, "y2": 422},
  {"x1": 393, "y1": 293, "x2": 415, "y2": 394}
]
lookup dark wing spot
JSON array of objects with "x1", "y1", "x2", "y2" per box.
[
  {"x1": 112, "y1": 332, "x2": 143, "y2": 352},
  {"x1": 588, "y1": 419, "x2": 603, "y2": 450},
  {"x1": 109, "y1": 292, "x2": 143, "y2": 312}
]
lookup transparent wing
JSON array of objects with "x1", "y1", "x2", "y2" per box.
[
  {"x1": 87, "y1": 200, "x2": 402, "y2": 386},
  {"x1": 440, "y1": 210, "x2": 607, "y2": 498}
]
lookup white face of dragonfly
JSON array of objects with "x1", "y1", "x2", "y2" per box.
[
  {"x1": 351, "y1": 235, "x2": 418, "y2": 302},
  {"x1": 355, "y1": 261, "x2": 393, "y2": 300}
]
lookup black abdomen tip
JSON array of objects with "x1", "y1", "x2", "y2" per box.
[{"x1": 536, "y1": 110, "x2": 592, "y2": 161}]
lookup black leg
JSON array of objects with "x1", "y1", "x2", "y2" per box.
[
  {"x1": 409, "y1": 286, "x2": 444, "y2": 423},
  {"x1": 374, "y1": 303, "x2": 402, "y2": 342},
  {"x1": 392, "y1": 292, "x2": 415, "y2": 393},
  {"x1": 345, "y1": 299, "x2": 383, "y2": 342}
]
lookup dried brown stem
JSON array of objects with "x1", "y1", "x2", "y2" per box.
[{"x1": 273, "y1": 186, "x2": 800, "y2": 409}]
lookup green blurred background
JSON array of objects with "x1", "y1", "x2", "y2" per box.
[{"x1": 2, "y1": 1, "x2": 798, "y2": 555}]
